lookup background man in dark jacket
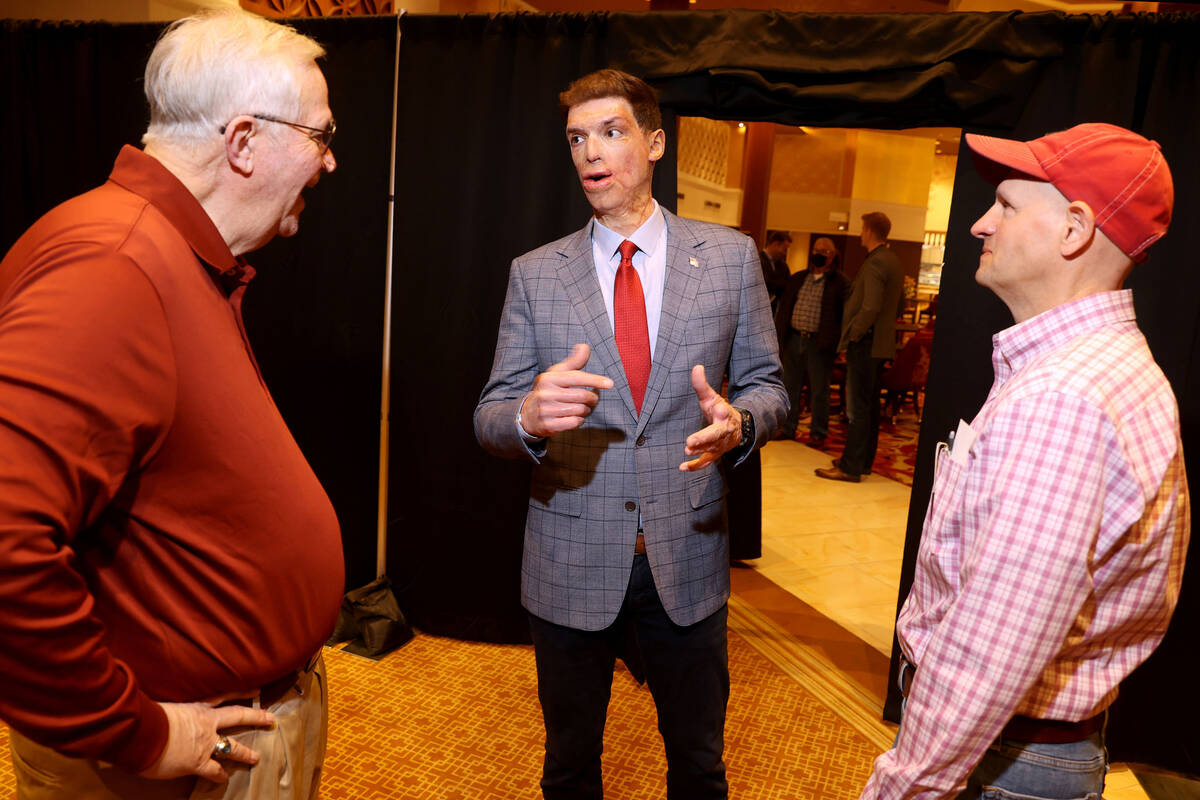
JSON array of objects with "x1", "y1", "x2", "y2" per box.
[
  {"x1": 817, "y1": 212, "x2": 904, "y2": 482},
  {"x1": 759, "y1": 229, "x2": 792, "y2": 312}
]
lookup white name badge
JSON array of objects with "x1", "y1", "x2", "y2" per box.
[{"x1": 950, "y1": 418, "x2": 978, "y2": 466}]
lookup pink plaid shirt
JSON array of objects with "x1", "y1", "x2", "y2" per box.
[{"x1": 861, "y1": 290, "x2": 1189, "y2": 800}]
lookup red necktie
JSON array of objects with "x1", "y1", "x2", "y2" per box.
[{"x1": 613, "y1": 239, "x2": 651, "y2": 414}]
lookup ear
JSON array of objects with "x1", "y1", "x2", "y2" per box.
[
  {"x1": 647, "y1": 127, "x2": 666, "y2": 164},
  {"x1": 1061, "y1": 200, "x2": 1096, "y2": 259},
  {"x1": 223, "y1": 116, "x2": 256, "y2": 177}
]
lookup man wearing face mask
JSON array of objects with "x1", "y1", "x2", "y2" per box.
[{"x1": 774, "y1": 237, "x2": 850, "y2": 446}]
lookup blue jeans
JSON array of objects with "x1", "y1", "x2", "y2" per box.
[
  {"x1": 898, "y1": 683, "x2": 1107, "y2": 799},
  {"x1": 528, "y1": 554, "x2": 729, "y2": 799},
  {"x1": 957, "y1": 731, "x2": 1107, "y2": 799},
  {"x1": 841, "y1": 336, "x2": 884, "y2": 476},
  {"x1": 780, "y1": 331, "x2": 835, "y2": 438}
]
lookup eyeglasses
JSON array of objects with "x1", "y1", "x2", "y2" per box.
[{"x1": 219, "y1": 113, "x2": 336, "y2": 153}]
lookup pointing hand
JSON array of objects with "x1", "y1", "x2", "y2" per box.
[{"x1": 519, "y1": 343, "x2": 614, "y2": 439}]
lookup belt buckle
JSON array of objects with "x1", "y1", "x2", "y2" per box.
[{"x1": 898, "y1": 656, "x2": 915, "y2": 698}]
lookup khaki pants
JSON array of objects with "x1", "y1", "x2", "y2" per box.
[{"x1": 10, "y1": 652, "x2": 327, "y2": 800}]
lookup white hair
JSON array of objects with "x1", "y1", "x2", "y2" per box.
[{"x1": 141, "y1": 7, "x2": 325, "y2": 149}]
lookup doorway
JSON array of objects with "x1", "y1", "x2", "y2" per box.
[{"x1": 675, "y1": 118, "x2": 958, "y2": 655}]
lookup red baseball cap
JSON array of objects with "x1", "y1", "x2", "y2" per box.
[{"x1": 965, "y1": 123, "x2": 1173, "y2": 262}]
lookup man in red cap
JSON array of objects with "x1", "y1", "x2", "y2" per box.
[{"x1": 859, "y1": 122, "x2": 1190, "y2": 799}]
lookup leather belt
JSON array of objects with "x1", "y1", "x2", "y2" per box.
[
  {"x1": 899, "y1": 660, "x2": 1104, "y2": 744},
  {"x1": 1000, "y1": 711, "x2": 1106, "y2": 744},
  {"x1": 258, "y1": 668, "x2": 303, "y2": 708},
  {"x1": 232, "y1": 651, "x2": 320, "y2": 709},
  {"x1": 790, "y1": 329, "x2": 817, "y2": 338},
  {"x1": 635, "y1": 531, "x2": 646, "y2": 555}
]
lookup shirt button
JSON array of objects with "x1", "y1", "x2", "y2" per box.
[
  {"x1": 625, "y1": 501, "x2": 636, "y2": 512},
  {"x1": 636, "y1": 434, "x2": 646, "y2": 446}
]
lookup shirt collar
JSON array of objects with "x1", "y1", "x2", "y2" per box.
[
  {"x1": 590, "y1": 200, "x2": 665, "y2": 260},
  {"x1": 107, "y1": 145, "x2": 254, "y2": 292},
  {"x1": 992, "y1": 290, "x2": 1136, "y2": 378}
]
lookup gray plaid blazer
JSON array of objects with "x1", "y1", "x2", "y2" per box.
[{"x1": 474, "y1": 209, "x2": 786, "y2": 631}]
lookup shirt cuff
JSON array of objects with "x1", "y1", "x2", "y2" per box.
[{"x1": 515, "y1": 395, "x2": 545, "y2": 444}]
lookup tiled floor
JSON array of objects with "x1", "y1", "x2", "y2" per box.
[
  {"x1": 756, "y1": 437, "x2": 909, "y2": 656},
  {"x1": 754, "y1": 432, "x2": 1153, "y2": 800}
]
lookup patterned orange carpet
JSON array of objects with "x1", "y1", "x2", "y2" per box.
[{"x1": 0, "y1": 592, "x2": 892, "y2": 799}]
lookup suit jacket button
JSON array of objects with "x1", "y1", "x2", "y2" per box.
[
  {"x1": 625, "y1": 501, "x2": 636, "y2": 512},
  {"x1": 635, "y1": 434, "x2": 646, "y2": 446}
]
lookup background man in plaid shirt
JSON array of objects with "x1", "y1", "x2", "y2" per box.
[
  {"x1": 859, "y1": 123, "x2": 1189, "y2": 799},
  {"x1": 774, "y1": 236, "x2": 849, "y2": 446}
]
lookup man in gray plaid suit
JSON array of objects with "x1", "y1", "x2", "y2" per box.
[{"x1": 474, "y1": 69, "x2": 786, "y2": 799}]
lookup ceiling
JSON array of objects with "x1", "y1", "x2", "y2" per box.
[{"x1": 522, "y1": 0, "x2": 1191, "y2": 13}]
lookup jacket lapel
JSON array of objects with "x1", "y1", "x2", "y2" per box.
[
  {"x1": 637, "y1": 210, "x2": 703, "y2": 432},
  {"x1": 554, "y1": 223, "x2": 639, "y2": 420}
]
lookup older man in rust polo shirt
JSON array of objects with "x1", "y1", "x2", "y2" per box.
[{"x1": 0, "y1": 9, "x2": 341, "y2": 799}]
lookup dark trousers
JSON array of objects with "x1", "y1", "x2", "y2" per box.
[
  {"x1": 842, "y1": 336, "x2": 885, "y2": 476},
  {"x1": 527, "y1": 554, "x2": 730, "y2": 800},
  {"x1": 780, "y1": 330, "x2": 835, "y2": 439}
]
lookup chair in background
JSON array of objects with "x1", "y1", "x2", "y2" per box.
[{"x1": 882, "y1": 327, "x2": 933, "y2": 422}]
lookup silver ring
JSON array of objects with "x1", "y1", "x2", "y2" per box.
[{"x1": 211, "y1": 736, "x2": 232, "y2": 759}]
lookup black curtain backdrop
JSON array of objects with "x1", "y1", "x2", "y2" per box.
[
  {"x1": 1, "y1": 20, "x2": 160, "y2": 251},
  {"x1": 388, "y1": 10, "x2": 1200, "y2": 772},
  {"x1": 387, "y1": 14, "x2": 675, "y2": 642},
  {"x1": 385, "y1": 13, "x2": 780, "y2": 643},
  {"x1": 4, "y1": 8, "x2": 1199, "y2": 775},
  {"x1": 0, "y1": 16, "x2": 396, "y2": 594},
  {"x1": 616, "y1": 9, "x2": 1200, "y2": 772},
  {"x1": 241, "y1": 15, "x2": 396, "y2": 594}
]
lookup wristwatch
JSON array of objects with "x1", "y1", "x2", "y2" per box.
[{"x1": 732, "y1": 406, "x2": 754, "y2": 447}]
